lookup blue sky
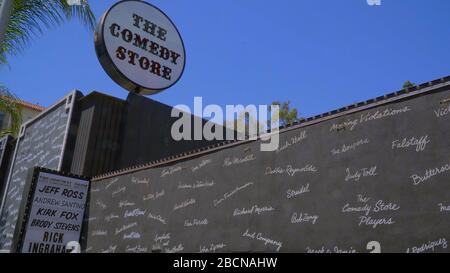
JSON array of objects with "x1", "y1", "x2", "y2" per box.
[{"x1": 1, "y1": 0, "x2": 450, "y2": 118}]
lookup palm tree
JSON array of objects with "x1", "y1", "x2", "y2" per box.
[
  {"x1": 0, "y1": 86, "x2": 22, "y2": 137},
  {"x1": 1, "y1": 0, "x2": 96, "y2": 64},
  {"x1": 0, "y1": 1, "x2": 95, "y2": 136}
]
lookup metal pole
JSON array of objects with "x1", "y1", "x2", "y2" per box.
[{"x1": 0, "y1": 0, "x2": 14, "y2": 50}]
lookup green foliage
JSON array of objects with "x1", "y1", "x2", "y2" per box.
[
  {"x1": 402, "y1": 80, "x2": 416, "y2": 89},
  {"x1": 1, "y1": 0, "x2": 96, "y2": 64},
  {"x1": 224, "y1": 101, "x2": 299, "y2": 137},
  {"x1": 0, "y1": 1, "x2": 95, "y2": 135},
  {"x1": 271, "y1": 100, "x2": 298, "y2": 126},
  {"x1": 0, "y1": 85, "x2": 22, "y2": 137}
]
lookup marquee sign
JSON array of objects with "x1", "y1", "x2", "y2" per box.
[
  {"x1": 95, "y1": 0, "x2": 186, "y2": 95},
  {"x1": 14, "y1": 168, "x2": 90, "y2": 253}
]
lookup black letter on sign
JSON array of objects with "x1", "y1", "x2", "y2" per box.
[
  {"x1": 121, "y1": 29, "x2": 133, "y2": 43},
  {"x1": 133, "y1": 34, "x2": 149, "y2": 50},
  {"x1": 157, "y1": 27, "x2": 167, "y2": 41},
  {"x1": 132, "y1": 14, "x2": 144, "y2": 28},
  {"x1": 159, "y1": 46, "x2": 170, "y2": 60},
  {"x1": 127, "y1": 50, "x2": 139, "y2": 65},
  {"x1": 116, "y1": 46, "x2": 126, "y2": 60},
  {"x1": 139, "y1": 56, "x2": 150, "y2": 70},
  {"x1": 143, "y1": 20, "x2": 157, "y2": 36},
  {"x1": 162, "y1": 66, "x2": 172, "y2": 80},
  {"x1": 170, "y1": 51, "x2": 181, "y2": 65},
  {"x1": 150, "y1": 61, "x2": 161, "y2": 76},
  {"x1": 149, "y1": 41, "x2": 159, "y2": 56},
  {"x1": 109, "y1": 23, "x2": 120, "y2": 37}
]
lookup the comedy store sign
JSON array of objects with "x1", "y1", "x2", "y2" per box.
[{"x1": 95, "y1": 0, "x2": 186, "y2": 95}]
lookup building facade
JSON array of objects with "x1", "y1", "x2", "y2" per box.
[{"x1": 0, "y1": 97, "x2": 45, "y2": 132}]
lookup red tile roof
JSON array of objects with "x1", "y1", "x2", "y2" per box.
[
  {"x1": 16, "y1": 99, "x2": 45, "y2": 111},
  {"x1": 0, "y1": 96, "x2": 45, "y2": 111}
]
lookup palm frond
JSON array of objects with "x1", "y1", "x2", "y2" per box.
[
  {"x1": 0, "y1": 85, "x2": 23, "y2": 137},
  {"x1": 1, "y1": 0, "x2": 96, "y2": 64}
]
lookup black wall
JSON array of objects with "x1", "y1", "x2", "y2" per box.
[
  {"x1": 82, "y1": 86, "x2": 450, "y2": 253},
  {"x1": 0, "y1": 135, "x2": 14, "y2": 198},
  {"x1": 70, "y1": 92, "x2": 231, "y2": 177},
  {"x1": 0, "y1": 89, "x2": 229, "y2": 251},
  {"x1": 70, "y1": 92, "x2": 126, "y2": 177}
]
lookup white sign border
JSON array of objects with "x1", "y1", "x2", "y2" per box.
[
  {"x1": 94, "y1": 0, "x2": 187, "y2": 95},
  {"x1": 12, "y1": 167, "x2": 90, "y2": 253}
]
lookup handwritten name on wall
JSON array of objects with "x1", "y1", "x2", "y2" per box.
[
  {"x1": 0, "y1": 101, "x2": 71, "y2": 250},
  {"x1": 83, "y1": 89, "x2": 450, "y2": 253}
]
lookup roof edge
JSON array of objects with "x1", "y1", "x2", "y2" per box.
[{"x1": 91, "y1": 75, "x2": 450, "y2": 181}]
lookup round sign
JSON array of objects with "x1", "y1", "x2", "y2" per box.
[{"x1": 95, "y1": 0, "x2": 186, "y2": 95}]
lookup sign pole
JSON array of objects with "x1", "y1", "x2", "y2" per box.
[{"x1": 0, "y1": 0, "x2": 13, "y2": 50}]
